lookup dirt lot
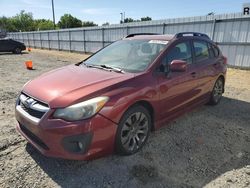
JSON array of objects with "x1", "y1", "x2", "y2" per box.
[{"x1": 0, "y1": 49, "x2": 250, "y2": 188}]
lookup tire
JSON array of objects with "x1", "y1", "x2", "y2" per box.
[
  {"x1": 115, "y1": 105, "x2": 151, "y2": 155},
  {"x1": 208, "y1": 78, "x2": 224, "y2": 105},
  {"x1": 13, "y1": 47, "x2": 22, "y2": 54}
]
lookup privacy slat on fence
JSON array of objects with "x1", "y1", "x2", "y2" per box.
[{"x1": 8, "y1": 12, "x2": 250, "y2": 67}]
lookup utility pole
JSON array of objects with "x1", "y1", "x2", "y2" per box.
[
  {"x1": 120, "y1": 12, "x2": 126, "y2": 23},
  {"x1": 51, "y1": 0, "x2": 56, "y2": 29},
  {"x1": 120, "y1": 12, "x2": 123, "y2": 23}
]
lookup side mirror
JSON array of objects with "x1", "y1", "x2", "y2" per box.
[{"x1": 170, "y1": 60, "x2": 187, "y2": 72}]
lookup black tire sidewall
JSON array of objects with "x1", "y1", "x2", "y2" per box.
[
  {"x1": 210, "y1": 78, "x2": 224, "y2": 105},
  {"x1": 115, "y1": 105, "x2": 151, "y2": 155},
  {"x1": 14, "y1": 47, "x2": 21, "y2": 54}
]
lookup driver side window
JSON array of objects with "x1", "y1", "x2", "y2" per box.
[{"x1": 162, "y1": 41, "x2": 192, "y2": 71}]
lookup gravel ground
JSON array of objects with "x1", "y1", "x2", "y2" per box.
[{"x1": 0, "y1": 49, "x2": 250, "y2": 188}]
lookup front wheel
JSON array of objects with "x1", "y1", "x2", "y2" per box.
[
  {"x1": 208, "y1": 78, "x2": 224, "y2": 105},
  {"x1": 13, "y1": 47, "x2": 22, "y2": 54},
  {"x1": 115, "y1": 105, "x2": 151, "y2": 155}
]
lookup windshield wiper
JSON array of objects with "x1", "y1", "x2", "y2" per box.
[
  {"x1": 99, "y1": 64, "x2": 124, "y2": 73},
  {"x1": 83, "y1": 63, "x2": 124, "y2": 73}
]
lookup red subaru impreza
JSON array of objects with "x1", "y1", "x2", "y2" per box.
[{"x1": 15, "y1": 32, "x2": 227, "y2": 160}]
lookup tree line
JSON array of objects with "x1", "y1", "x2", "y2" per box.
[
  {"x1": 0, "y1": 10, "x2": 152, "y2": 32},
  {"x1": 122, "y1": 16, "x2": 152, "y2": 23},
  {"x1": 0, "y1": 10, "x2": 98, "y2": 32}
]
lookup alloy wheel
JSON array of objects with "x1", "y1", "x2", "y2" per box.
[
  {"x1": 120, "y1": 112, "x2": 149, "y2": 152},
  {"x1": 213, "y1": 79, "x2": 223, "y2": 103},
  {"x1": 15, "y1": 48, "x2": 21, "y2": 54}
]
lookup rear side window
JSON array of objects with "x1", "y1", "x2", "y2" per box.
[
  {"x1": 164, "y1": 41, "x2": 192, "y2": 65},
  {"x1": 194, "y1": 40, "x2": 209, "y2": 62},
  {"x1": 208, "y1": 43, "x2": 215, "y2": 58},
  {"x1": 212, "y1": 45, "x2": 220, "y2": 57},
  {"x1": 208, "y1": 43, "x2": 220, "y2": 58}
]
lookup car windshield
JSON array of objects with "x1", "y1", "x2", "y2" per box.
[{"x1": 82, "y1": 39, "x2": 168, "y2": 73}]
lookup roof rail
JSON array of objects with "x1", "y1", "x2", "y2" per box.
[
  {"x1": 125, "y1": 33, "x2": 159, "y2": 38},
  {"x1": 175, "y1": 32, "x2": 210, "y2": 39}
]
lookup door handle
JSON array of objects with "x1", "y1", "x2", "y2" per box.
[{"x1": 213, "y1": 63, "x2": 218, "y2": 67}]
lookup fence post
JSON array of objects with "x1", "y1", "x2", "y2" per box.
[
  {"x1": 21, "y1": 33, "x2": 24, "y2": 43},
  {"x1": 48, "y1": 32, "x2": 50, "y2": 50},
  {"x1": 162, "y1": 23, "x2": 166, "y2": 34},
  {"x1": 69, "y1": 30, "x2": 71, "y2": 52},
  {"x1": 102, "y1": 28, "x2": 105, "y2": 47},
  {"x1": 40, "y1": 32, "x2": 42, "y2": 49},
  {"x1": 27, "y1": 33, "x2": 30, "y2": 47},
  {"x1": 57, "y1": 31, "x2": 60, "y2": 51},
  {"x1": 32, "y1": 32, "x2": 35, "y2": 48},
  {"x1": 83, "y1": 29, "x2": 86, "y2": 53},
  {"x1": 211, "y1": 19, "x2": 217, "y2": 40}
]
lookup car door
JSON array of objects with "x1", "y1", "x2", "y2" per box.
[
  {"x1": 7, "y1": 39, "x2": 16, "y2": 51},
  {"x1": 192, "y1": 40, "x2": 218, "y2": 101},
  {"x1": 0, "y1": 39, "x2": 12, "y2": 52},
  {"x1": 0, "y1": 39, "x2": 6, "y2": 52},
  {"x1": 209, "y1": 43, "x2": 226, "y2": 76},
  {"x1": 156, "y1": 40, "x2": 200, "y2": 122}
]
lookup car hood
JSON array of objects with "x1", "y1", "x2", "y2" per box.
[{"x1": 23, "y1": 65, "x2": 134, "y2": 108}]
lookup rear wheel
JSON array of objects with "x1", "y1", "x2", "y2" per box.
[
  {"x1": 115, "y1": 105, "x2": 151, "y2": 155},
  {"x1": 208, "y1": 78, "x2": 224, "y2": 105},
  {"x1": 13, "y1": 47, "x2": 22, "y2": 54}
]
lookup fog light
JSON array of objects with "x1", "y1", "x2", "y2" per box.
[{"x1": 62, "y1": 133, "x2": 93, "y2": 154}]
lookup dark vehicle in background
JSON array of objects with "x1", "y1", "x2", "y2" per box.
[
  {"x1": 0, "y1": 38, "x2": 26, "y2": 54},
  {"x1": 0, "y1": 29, "x2": 7, "y2": 38},
  {"x1": 15, "y1": 32, "x2": 227, "y2": 160}
]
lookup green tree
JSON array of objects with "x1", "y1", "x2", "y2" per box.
[
  {"x1": 1, "y1": 11, "x2": 98, "y2": 31},
  {"x1": 58, "y1": 14, "x2": 82, "y2": 29},
  {"x1": 124, "y1": 18, "x2": 135, "y2": 23},
  {"x1": 0, "y1": 11, "x2": 35, "y2": 32},
  {"x1": 82, "y1": 21, "x2": 98, "y2": 27},
  {"x1": 11, "y1": 10, "x2": 35, "y2": 31},
  {"x1": 102, "y1": 22, "x2": 110, "y2": 26},
  {"x1": 34, "y1": 19, "x2": 54, "y2": 31},
  {"x1": 0, "y1": 16, "x2": 13, "y2": 32},
  {"x1": 141, "y1": 16, "x2": 152, "y2": 21},
  {"x1": 121, "y1": 16, "x2": 152, "y2": 24}
]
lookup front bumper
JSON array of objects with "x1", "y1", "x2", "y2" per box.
[{"x1": 15, "y1": 108, "x2": 118, "y2": 160}]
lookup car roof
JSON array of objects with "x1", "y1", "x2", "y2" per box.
[
  {"x1": 123, "y1": 32, "x2": 211, "y2": 42},
  {"x1": 124, "y1": 34, "x2": 174, "y2": 41},
  {"x1": 0, "y1": 37, "x2": 11, "y2": 40}
]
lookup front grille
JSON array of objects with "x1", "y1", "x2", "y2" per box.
[
  {"x1": 19, "y1": 123, "x2": 49, "y2": 150},
  {"x1": 20, "y1": 103, "x2": 45, "y2": 119},
  {"x1": 18, "y1": 93, "x2": 49, "y2": 120}
]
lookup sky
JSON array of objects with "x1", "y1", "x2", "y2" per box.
[{"x1": 0, "y1": 0, "x2": 249, "y2": 25}]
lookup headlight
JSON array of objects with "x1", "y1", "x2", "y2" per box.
[{"x1": 53, "y1": 96, "x2": 109, "y2": 121}]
